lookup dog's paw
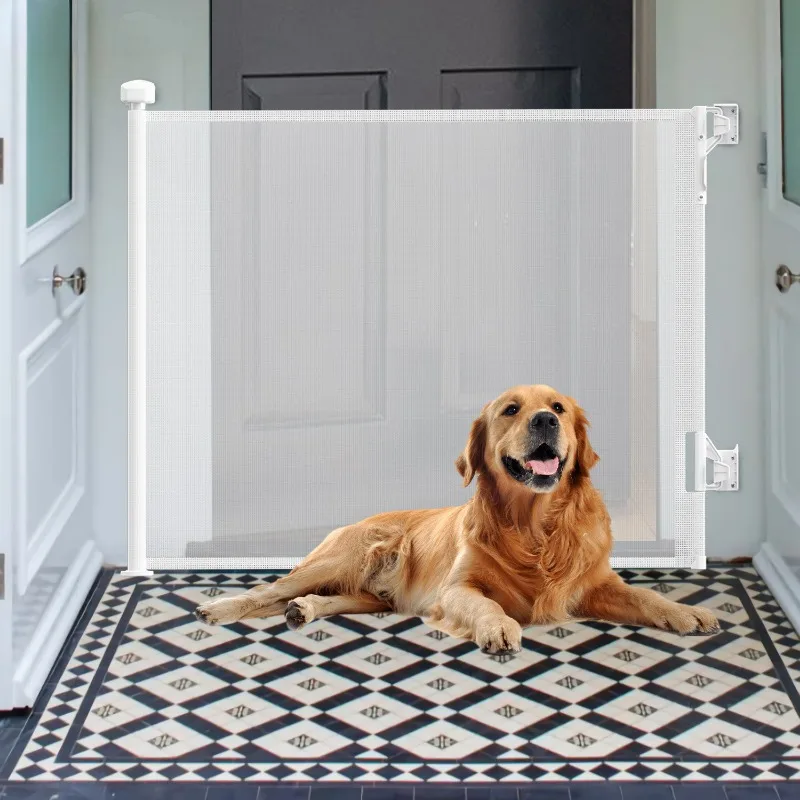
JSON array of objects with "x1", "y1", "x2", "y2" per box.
[
  {"x1": 194, "y1": 598, "x2": 240, "y2": 626},
  {"x1": 285, "y1": 597, "x2": 315, "y2": 631},
  {"x1": 656, "y1": 603, "x2": 720, "y2": 636},
  {"x1": 475, "y1": 616, "x2": 523, "y2": 655}
]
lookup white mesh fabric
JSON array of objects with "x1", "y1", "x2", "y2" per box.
[{"x1": 139, "y1": 110, "x2": 705, "y2": 571}]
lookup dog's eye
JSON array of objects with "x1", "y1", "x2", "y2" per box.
[
  {"x1": 502, "y1": 404, "x2": 519, "y2": 417},
  {"x1": 552, "y1": 402, "x2": 565, "y2": 414}
]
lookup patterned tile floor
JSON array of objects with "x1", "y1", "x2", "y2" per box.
[{"x1": 3, "y1": 566, "x2": 800, "y2": 798}]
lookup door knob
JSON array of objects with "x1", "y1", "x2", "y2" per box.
[
  {"x1": 41, "y1": 266, "x2": 87, "y2": 297},
  {"x1": 776, "y1": 264, "x2": 800, "y2": 293}
]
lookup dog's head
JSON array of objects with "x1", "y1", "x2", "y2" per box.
[{"x1": 456, "y1": 385, "x2": 599, "y2": 494}]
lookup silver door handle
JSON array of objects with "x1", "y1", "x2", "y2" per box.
[
  {"x1": 776, "y1": 264, "x2": 800, "y2": 293},
  {"x1": 39, "y1": 266, "x2": 87, "y2": 297}
]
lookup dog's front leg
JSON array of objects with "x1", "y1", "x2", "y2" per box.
[
  {"x1": 576, "y1": 573, "x2": 720, "y2": 635},
  {"x1": 438, "y1": 584, "x2": 522, "y2": 654}
]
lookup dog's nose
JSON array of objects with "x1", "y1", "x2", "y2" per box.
[{"x1": 530, "y1": 411, "x2": 559, "y2": 431}]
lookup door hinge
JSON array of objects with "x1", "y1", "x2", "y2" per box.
[
  {"x1": 0, "y1": 138, "x2": 4, "y2": 185},
  {"x1": 757, "y1": 131, "x2": 767, "y2": 187},
  {"x1": 0, "y1": 553, "x2": 4, "y2": 599},
  {"x1": 687, "y1": 432, "x2": 739, "y2": 492}
]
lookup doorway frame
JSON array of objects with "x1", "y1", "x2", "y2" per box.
[
  {"x1": 0, "y1": 0, "x2": 15, "y2": 710},
  {"x1": 634, "y1": 0, "x2": 657, "y2": 109}
]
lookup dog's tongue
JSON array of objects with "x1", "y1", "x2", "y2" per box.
[{"x1": 526, "y1": 457, "x2": 559, "y2": 476}]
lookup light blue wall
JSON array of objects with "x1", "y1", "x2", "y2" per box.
[
  {"x1": 657, "y1": 0, "x2": 765, "y2": 558},
  {"x1": 89, "y1": 0, "x2": 209, "y2": 565}
]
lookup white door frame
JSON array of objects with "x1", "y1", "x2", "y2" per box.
[{"x1": 0, "y1": 0, "x2": 16, "y2": 710}]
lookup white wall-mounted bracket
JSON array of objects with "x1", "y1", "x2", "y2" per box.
[
  {"x1": 695, "y1": 104, "x2": 739, "y2": 204},
  {"x1": 688, "y1": 432, "x2": 739, "y2": 492}
]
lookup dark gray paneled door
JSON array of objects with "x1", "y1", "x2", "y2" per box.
[
  {"x1": 203, "y1": 1, "x2": 636, "y2": 558},
  {"x1": 210, "y1": 0, "x2": 633, "y2": 110}
]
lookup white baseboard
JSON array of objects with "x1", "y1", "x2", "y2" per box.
[
  {"x1": 753, "y1": 542, "x2": 800, "y2": 635},
  {"x1": 13, "y1": 539, "x2": 104, "y2": 707}
]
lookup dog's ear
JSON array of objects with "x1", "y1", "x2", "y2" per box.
[
  {"x1": 573, "y1": 405, "x2": 600, "y2": 480},
  {"x1": 456, "y1": 412, "x2": 488, "y2": 486}
]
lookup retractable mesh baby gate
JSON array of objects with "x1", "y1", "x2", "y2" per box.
[{"x1": 122, "y1": 82, "x2": 737, "y2": 574}]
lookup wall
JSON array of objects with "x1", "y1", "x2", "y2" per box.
[
  {"x1": 656, "y1": 0, "x2": 765, "y2": 558},
  {"x1": 89, "y1": 0, "x2": 764, "y2": 563},
  {"x1": 88, "y1": 0, "x2": 208, "y2": 564}
]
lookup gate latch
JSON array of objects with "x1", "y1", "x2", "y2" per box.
[
  {"x1": 696, "y1": 104, "x2": 739, "y2": 203},
  {"x1": 688, "y1": 432, "x2": 739, "y2": 492}
]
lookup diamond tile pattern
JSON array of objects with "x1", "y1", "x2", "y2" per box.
[{"x1": 7, "y1": 566, "x2": 800, "y2": 783}]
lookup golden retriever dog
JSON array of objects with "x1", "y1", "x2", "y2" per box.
[{"x1": 195, "y1": 385, "x2": 719, "y2": 652}]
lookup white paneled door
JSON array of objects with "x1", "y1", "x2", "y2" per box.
[
  {"x1": 0, "y1": 0, "x2": 100, "y2": 710},
  {"x1": 754, "y1": 1, "x2": 800, "y2": 628}
]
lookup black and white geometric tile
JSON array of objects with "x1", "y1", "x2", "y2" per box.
[{"x1": 7, "y1": 566, "x2": 800, "y2": 784}]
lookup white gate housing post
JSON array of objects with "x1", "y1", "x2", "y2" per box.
[{"x1": 121, "y1": 80, "x2": 155, "y2": 576}]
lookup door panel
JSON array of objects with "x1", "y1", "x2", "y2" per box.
[
  {"x1": 18, "y1": 292, "x2": 87, "y2": 593},
  {"x1": 0, "y1": 0, "x2": 99, "y2": 710},
  {"x1": 770, "y1": 309, "x2": 800, "y2": 511},
  {"x1": 760, "y1": 0, "x2": 800, "y2": 576},
  {"x1": 243, "y1": 74, "x2": 388, "y2": 111},
  {"x1": 212, "y1": 0, "x2": 632, "y2": 111},
  {"x1": 441, "y1": 69, "x2": 578, "y2": 110}
]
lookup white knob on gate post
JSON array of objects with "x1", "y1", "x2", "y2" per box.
[{"x1": 121, "y1": 80, "x2": 156, "y2": 108}]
